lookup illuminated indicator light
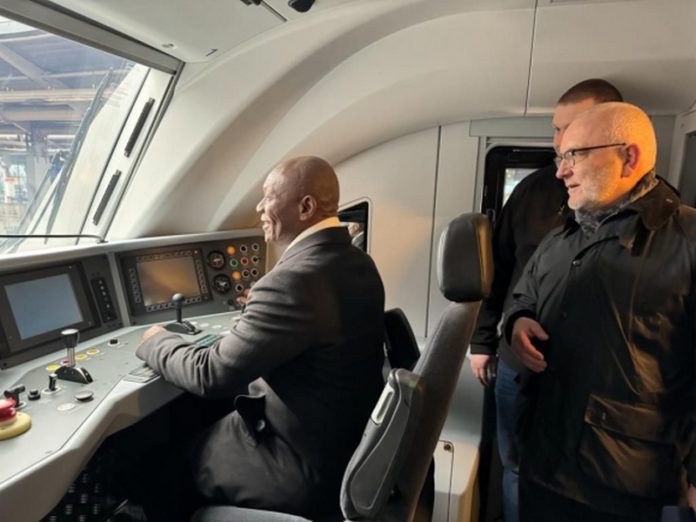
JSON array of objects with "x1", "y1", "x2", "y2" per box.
[
  {"x1": 240, "y1": 257, "x2": 249, "y2": 266},
  {"x1": 229, "y1": 259, "x2": 239, "y2": 268},
  {"x1": 232, "y1": 271, "x2": 242, "y2": 281},
  {"x1": 76, "y1": 354, "x2": 87, "y2": 361},
  {"x1": 61, "y1": 359, "x2": 70, "y2": 365},
  {"x1": 227, "y1": 246, "x2": 236, "y2": 255},
  {"x1": 87, "y1": 349, "x2": 100, "y2": 355},
  {"x1": 46, "y1": 364, "x2": 60, "y2": 372}
]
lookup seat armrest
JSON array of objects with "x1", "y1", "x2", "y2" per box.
[{"x1": 341, "y1": 368, "x2": 424, "y2": 519}]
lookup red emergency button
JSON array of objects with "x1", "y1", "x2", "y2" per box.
[{"x1": 0, "y1": 398, "x2": 17, "y2": 424}]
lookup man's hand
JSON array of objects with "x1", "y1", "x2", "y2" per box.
[
  {"x1": 470, "y1": 354, "x2": 496, "y2": 387},
  {"x1": 236, "y1": 288, "x2": 250, "y2": 307},
  {"x1": 510, "y1": 317, "x2": 549, "y2": 372},
  {"x1": 688, "y1": 484, "x2": 696, "y2": 513},
  {"x1": 141, "y1": 324, "x2": 166, "y2": 344}
]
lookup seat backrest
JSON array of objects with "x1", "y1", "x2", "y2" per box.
[
  {"x1": 340, "y1": 213, "x2": 492, "y2": 522},
  {"x1": 384, "y1": 308, "x2": 420, "y2": 371}
]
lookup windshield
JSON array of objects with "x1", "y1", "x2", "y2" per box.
[{"x1": 0, "y1": 15, "x2": 169, "y2": 254}]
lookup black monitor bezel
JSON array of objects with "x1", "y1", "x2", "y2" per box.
[
  {"x1": 339, "y1": 200, "x2": 370, "y2": 253},
  {"x1": 120, "y1": 246, "x2": 212, "y2": 317},
  {"x1": 0, "y1": 263, "x2": 97, "y2": 357}
]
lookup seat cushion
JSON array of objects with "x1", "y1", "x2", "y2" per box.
[{"x1": 192, "y1": 506, "x2": 313, "y2": 522}]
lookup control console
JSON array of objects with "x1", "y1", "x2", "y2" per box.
[
  {"x1": 0, "y1": 229, "x2": 265, "y2": 521},
  {"x1": 0, "y1": 311, "x2": 240, "y2": 522}
]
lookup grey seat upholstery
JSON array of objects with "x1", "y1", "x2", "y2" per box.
[{"x1": 192, "y1": 213, "x2": 492, "y2": 522}]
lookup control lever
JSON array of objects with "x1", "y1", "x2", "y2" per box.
[
  {"x1": 4, "y1": 384, "x2": 26, "y2": 408},
  {"x1": 55, "y1": 329, "x2": 93, "y2": 384},
  {"x1": 46, "y1": 373, "x2": 60, "y2": 393},
  {"x1": 164, "y1": 293, "x2": 201, "y2": 335}
]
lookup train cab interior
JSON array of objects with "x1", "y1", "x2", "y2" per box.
[{"x1": 1, "y1": 0, "x2": 696, "y2": 521}]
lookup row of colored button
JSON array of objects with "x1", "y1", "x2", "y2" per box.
[
  {"x1": 226, "y1": 243, "x2": 261, "y2": 256},
  {"x1": 231, "y1": 268, "x2": 260, "y2": 281},
  {"x1": 46, "y1": 348, "x2": 101, "y2": 372},
  {"x1": 228, "y1": 255, "x2": 261, "y2": 268}
]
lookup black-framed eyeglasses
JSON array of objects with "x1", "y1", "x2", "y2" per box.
[{"x1": 554, "y1": 142, "x2": 626, "y2": 168}]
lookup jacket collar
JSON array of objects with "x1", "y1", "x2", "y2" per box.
[
  {"x1": 561, "y1": 179, "x2": 680, "y2": 235},
  {"x1": 277, "y1": 226, "x2": 350, "y2": 265},
  {"x1": 624, "y1": 179, "x2": 680, "y2": 230}
]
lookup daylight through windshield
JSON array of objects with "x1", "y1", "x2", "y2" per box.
[{"x1": 0, "y1": 15, "x2": 167, "y2": 254}]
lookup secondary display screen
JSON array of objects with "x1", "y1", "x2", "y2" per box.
[
  {"x1": 0, "y1": 263, "x2": 96, "y2": 359},
  {"x1": 137, "y1": 255, "x2": 201, "y2": 306},
  {"x1": 5, "y1": 274, "x2": 84, "y2": 340}
]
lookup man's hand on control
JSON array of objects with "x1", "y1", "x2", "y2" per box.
[{"x1": 470, "y1": 354, "x2": 497, "y2": 386}]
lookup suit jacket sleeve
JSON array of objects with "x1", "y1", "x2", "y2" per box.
[
  {"x1": 688, "y1": 263, "x2": 696, "y2": 486},
  {"x1": 470, "y1": 189, "x2": 519, "y2": 355},
  {"x1": 136, "y1": 267, "x2": 321, "y2": 398}
]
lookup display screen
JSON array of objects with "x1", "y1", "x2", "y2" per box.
[
  {"x1": 5, "y1": 273, "x2": 84, "y2": 340},
  {"x1": 137, "y1": 255, "x2": 201, "y2": 306},
  {"x1": 0, "y1": 263, "x2": 96, "y2": 359}
]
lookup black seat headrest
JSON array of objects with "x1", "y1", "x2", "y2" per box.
[{"x1": 437, "y1": 213, "x2": 492, "y2": 302}]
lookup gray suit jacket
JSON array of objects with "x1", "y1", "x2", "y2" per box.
[{"x1": 137, "y1": 227, "x2": 385, "y2": 516}]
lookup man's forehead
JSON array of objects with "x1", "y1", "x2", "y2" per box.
[
  {"x1": 562, "y1": 116, "x2": 605, "y2": 148},
  {"x1": 553, "y1": 98, "x2": 597, "y2": 128},
  {"x1": 264, "y1": 168, "x2": 285, "y2": 187}
]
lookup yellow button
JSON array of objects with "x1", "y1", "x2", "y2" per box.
[
  {"x1": 232, "y1": 271, "x2": 242, "y2": 281},
  {"x1": 76, "y1": 354, "x2": 87, "y2": 361},
  {"x1": 46, "y1": 364, "x2": 60, "y2": 372},
  {"x1": 87, "y1": 349, "x2": 100, "y2": 355}
]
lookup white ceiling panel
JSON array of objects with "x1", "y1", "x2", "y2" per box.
[
  {"x1": 266, "y1": 0, "x2": 535, "y2": 20},
  {"x1": 47, "y1": 0, "x2": 283, "y2": 62},
  {"x1": 529, "y1": 0, "x2": 696, "y2": 114}
]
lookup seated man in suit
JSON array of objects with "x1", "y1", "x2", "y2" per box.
[{"x1": 136, "y1": 156, "x2": 386, "y2": 520}]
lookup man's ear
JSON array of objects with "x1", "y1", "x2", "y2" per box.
[
  {"x1": 621, "y1": 143, "x2": 640, "y2": 178},
  {"x1": 298, "y1": 195, "x2": 317, "y2": 221}
]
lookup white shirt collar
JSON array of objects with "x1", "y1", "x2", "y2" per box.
[{"x1": 286, "y1": 216, "x2": 342, "y2": 251}]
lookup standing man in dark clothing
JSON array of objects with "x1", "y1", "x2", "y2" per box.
[
  {"x1": 469, "y1": 79, "x2": 623, "y2": 522},
  {"x1": 507, "y1": 102, "x2": 696, "y2": 521},
  {"x1": 135, "y1": 156, "x2": 386, "y2": 520}
]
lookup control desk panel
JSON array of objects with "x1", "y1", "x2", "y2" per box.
[{"x1": 0, "y1": 230, "x2": 266, "y2": 522}]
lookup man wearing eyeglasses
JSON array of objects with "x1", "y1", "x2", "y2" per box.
[
  {"x1": 469, "y1": 78, "x2": 622, "y2": 522},
  {"x1": 507, "y1": 102, "x2": 696, "y2": 521}
]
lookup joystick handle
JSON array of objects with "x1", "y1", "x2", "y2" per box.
[
  {"x1": 172, "y1": 293, "x2": 184, "y2": 324},
  {"x1": 164, "y1": 293, "x2": 201, "y2": 335},
  {"x1": 61, "y1": 328, "x2": 79, "y2": 367}
]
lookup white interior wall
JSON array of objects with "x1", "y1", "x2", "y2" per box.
[
  {"x1": 426, "y1": 123, "x2": 481, "y2": 337},
  {"x1": 108, "y1": 4, "x2": 535, "y2": 240},
  {"x1": 335, "y1": 128, "x2": 439, "y2": 338}
]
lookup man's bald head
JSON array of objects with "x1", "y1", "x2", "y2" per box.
[
  {"x1": 568, "y1": 102, "x2": 657, "y2": 177},
  {"x1": 274, "y1": 156, "x2": 340, "y2": 218},
  {"x1": 256, "y1": 156, "x2": 340, "y2": 246},
  {"x1": 556, "y1": 102, "x2": 657, "y2": 211}
]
